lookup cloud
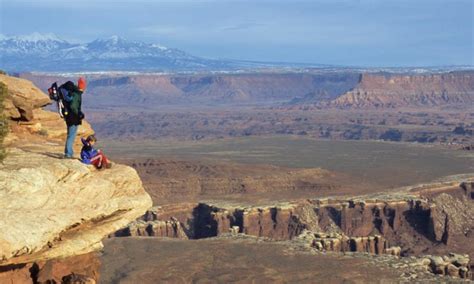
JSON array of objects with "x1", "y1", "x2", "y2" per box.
[{"x1": 220, "y1": 22, "x2": 266, "y2": 32}]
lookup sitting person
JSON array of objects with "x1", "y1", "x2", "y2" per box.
[{"x1": 80, "y1": 135, "x2": 112, "y2": 169}]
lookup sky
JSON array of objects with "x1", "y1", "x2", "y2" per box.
[{"x1": 1, "y1": 0, "x2": 473, "y2": 67}]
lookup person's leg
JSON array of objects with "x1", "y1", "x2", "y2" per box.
[
  {"x1": 64, "y1": 124, "x2": 78, "y2": 158},
  {"x1": 90, "y1": 154, "x2": 103, "y2": 168},
  {"x1": 102, "y1": 153, "x2": 112, "y2": 168}
]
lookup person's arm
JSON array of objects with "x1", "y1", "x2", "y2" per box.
[
  {"x1": 91, "y1": 147, "x2": 99, "y2": 157},
  {"x1": 81, "y1": 138, "x2": 89, "y2": 146}
]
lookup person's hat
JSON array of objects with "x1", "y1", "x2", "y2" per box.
[{"x1": 78, "y1": 77, "x2": 87, "y2": 91}]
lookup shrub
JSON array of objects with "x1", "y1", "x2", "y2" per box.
[
  {"x1": 0, "y1": 70, "x2": 6, "y2": 75},
  {"x1": 0, "y1": 82, "x2": 9, "y2": 161},
  {"x1": 379, "y1": 129, "x2": 402, "y2": 141},
  {"x1": 453, "y1": 126, "x2": 466, "y2": 135}
]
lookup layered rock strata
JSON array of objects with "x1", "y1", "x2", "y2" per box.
[
  {"x1": 116, "y1": 181, "x2": 473, "y2": 278},
  {"x1": 0, "y1": 252, "x2": 100, "y2": 284},
  {"x1": 0, "y1": 74, "x2": 51, "y2": 121},
  {"x1": 19, "y1": 71, "x2": 474, "y2": 109},
  {"x1": 0, "y1": 74, "x2": 152, "y2": 274},
  {"x1": 19, "y1": 72, "x2": 361, "y2": 106},
  {"x1": 304, "y1": 232, "x2": 396, "y2": 255},
  {"x1": 0, "y1": 148, "x2": 152, "y2": 265},
  {"x1": 119, "y1": 182, "x2": 472, "y2": 242},
  {"x1": 327, "y1": 71, "x2": 474, "y2": 109}
]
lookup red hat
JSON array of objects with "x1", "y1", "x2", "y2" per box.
[{"x1": 78, "y1": 77, "x2": 87, "y2": 90}]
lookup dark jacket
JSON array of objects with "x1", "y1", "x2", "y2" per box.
[
  {"x1": 60, "y1": 82, "x2": 84, "y2": 126},
  {"x1": 80, "y1": 138, "x2": 99, "y2": 164}
]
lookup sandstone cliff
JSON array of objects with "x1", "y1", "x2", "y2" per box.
[
  {"x1": 326, "y1": 71, "x2": 474, "y2": 109},
  {"x1": 18, "y1": 71, "x2": 474, "y2": 109},
  {"x1": 0, "y1": 74, "x2": 152, "y2": 269},
  {"x1": 18, "y1": 72, "x2": 361, "y2": 106},
  {"x1": 115, "y1": 180, "x2": 474, "y2": 279},
  {"x1": 0, "y1": 148, "x2": 152, "y2": 265}
]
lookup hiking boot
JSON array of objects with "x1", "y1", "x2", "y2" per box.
[{"x1": 105, "y1": 163, "x2": 113, "y2": 169}]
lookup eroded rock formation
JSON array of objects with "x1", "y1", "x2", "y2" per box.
[
  {"x1": 116, "y1": 181, "x2": 474, "y2": 278},
  {"x1": 326, "y1": 71, "x2": 474, "y2": 109},
  {"x1": 0, "y1": 148, "x2": 152, "y2": 265},
  {"x1": 18, "y1": 71, "x2": 474, "y2": 109},
  {"x1": 0, "y1": 74, "x2": 51, "y2": 121},
  {"x1": 0, "y1": 74, "x2": 153, "y2": 279},
  {"x1": 18, "y1": 72, "x2": 361, "y2": 106},
  {"x1": 302, "y1": 231, "x2": 394, "y2": 255},
  {"x1": 0, "y1": 252, "x2": 100, "y2": 284}
]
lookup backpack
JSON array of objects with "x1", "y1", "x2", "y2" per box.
[{"x1": 48, "y1": 81, "x2": 75, "y2": 118}]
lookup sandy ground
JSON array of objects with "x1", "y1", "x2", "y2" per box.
[{"x1": 100, "y1": 237, "x2": 400, "y2": 284}]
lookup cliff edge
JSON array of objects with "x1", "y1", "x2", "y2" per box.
[
  {"x1": 325, "y1": 71, "x2": 474, "y2": 109},
  {"x1": 0, "y1": 74, "x2": 152, "y2": 266}
]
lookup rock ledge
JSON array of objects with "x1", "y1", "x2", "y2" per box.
[{"x1": 0, "y1": 148, "x2": 152, "y2": 265}]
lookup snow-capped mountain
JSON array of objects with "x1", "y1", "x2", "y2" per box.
[
  {"x1": 1, "y1": 33, "x2": 472, "y2": 73},
  {"x1": 0, "y1": 33, "x2": 74, "y2": 57},
  {"x1": 0, "y1": 33, "x2": 235, "y2": 72}
]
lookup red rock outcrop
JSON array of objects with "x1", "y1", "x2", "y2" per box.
[
  {"x1": 0, "y1": 252, "x2": 100, "y2": 284},
  {"x1": 305, "y1": 231, "x2": 393, "y2": 255},
  {"x1": 19, "y1": 71, "x2": 474, "y2": 109},
  {"x1": 18, "y1": 72, "x2": 360, "y2": 106},
  {"x1": 114, "y1": 203, "x2": 308, "y2": 240},
  {"x1": 115, "y1": 181, "x2": 474, "y2": 275},
  {"x1": 327, "y1": 71, "x2": 474, "y2": 109}
]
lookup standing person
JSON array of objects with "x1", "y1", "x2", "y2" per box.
[{"x1": 61, "y1": 77, "x2": 86, "y2": 158}]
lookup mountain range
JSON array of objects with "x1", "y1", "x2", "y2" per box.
[
  {"x1": 0, "y1": 33, "x2": 236, "y2": 72},
  {"x1": 2, "y1": 33, "x2": 474, "y2": 74},
  {"x1": 0, "y1": 33, "x2": 330, "y2": 72}
]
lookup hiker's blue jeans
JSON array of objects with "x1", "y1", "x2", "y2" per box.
[{"x1": 65, "y1": 124, "x2": 78, "y2": 158}]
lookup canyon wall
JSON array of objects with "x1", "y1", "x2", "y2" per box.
[
  {"x1": 17, "y1": 72, "x2": 361, "y2": 106},
  {"x1": 326, "y1": 71, "x2": 474, "y2": 109},
  {"x1": 113, "y1": 181, "x2": 474, "y2": 279},
  {"x1": 18, "y1": 71, "x2": 474, "y2": 109},
  {"x1": 116, "y1": 182, "x2": 474, "y2": 259}
]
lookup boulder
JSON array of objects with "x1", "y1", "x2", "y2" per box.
[
  {"x1": 448, "y1": 253, "x2": 470, "y2": 267},
  {"x1": 3, "y1": 98, "x2": 21, "y2": 119},
  {"x1": 0, "y1": 74, "x2": 51, "y2": 121},
  {"x1": 459, "y1": 267, "x2": 470, "y2": 278},
  {"x1": 384, "y1": 246, "x2": 401, "y2": 256},
  {"x1": 429, "y1": 256, "x2": 448, "y2": 275},
  {"x1": 446, "y1": 263, "x2": 459, "y2": 277}
]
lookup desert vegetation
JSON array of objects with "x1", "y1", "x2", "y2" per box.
[{"x1": 0, "y1": 82, "x2": 8, "y2": 161}]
